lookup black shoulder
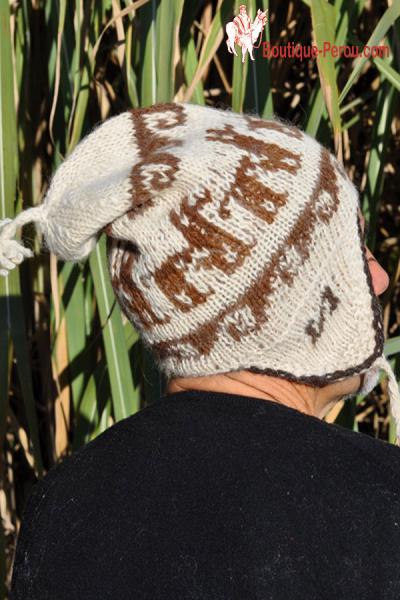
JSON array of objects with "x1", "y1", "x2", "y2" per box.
[
  {"x1": 9, "y1": 410, "x2": 144, "y2": 598},
  {"x1": 326, "y1": 420, "x2": 400, "y2": 484},
  {"x1": 10, "y1": 466, "x2": 63, "y2": 598}
]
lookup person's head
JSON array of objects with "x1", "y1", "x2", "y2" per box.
[
  {"x1": 239, "y1": 5, "x2": 247, "y2": 15},
  {"x1": 0, "y1": 102, "x2": 398, "y2": 438}
]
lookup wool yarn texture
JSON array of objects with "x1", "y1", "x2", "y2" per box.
[{"x1": 1, "y1": 102, "x2": 399, "y2": 440}]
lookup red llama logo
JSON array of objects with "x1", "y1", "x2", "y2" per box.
[{"x1": 225, "y1": 5, "x2": 268, "y2": 63}]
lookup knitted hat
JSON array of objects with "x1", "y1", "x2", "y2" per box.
[{"x1": 1, "y1": 102, "x2": 399, "y2": 439}]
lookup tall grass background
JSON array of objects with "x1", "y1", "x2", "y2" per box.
[{"x1": 0, "y1": 0, "x2": 399, "y2": 594}]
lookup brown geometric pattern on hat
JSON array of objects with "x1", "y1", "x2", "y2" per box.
[
  {"x1": 206, "y1": 123, "x2": 302, "y2": 174},
  {"x1": 226, "y1": 154, "x2": 291, "y2": 224},
  {"x1": 305, "y1": 285, "x2": 340, "y2": 345},
  {"x1": 109, "y1": 239, "x2": 170, "y2": 331},
  {"x1": 150, "y1": 143, "x2": 340, "y2": 362},
  {"x1": 111, "y1": 118, "x2": 304, "y2": 326},
  {"x1": 153, "y1": 189, "x2": 256, "y2": 312},
  {"x1": 128, "y1": 103, "x2": 186, "y2": 215},
  {"x1": 110, "y1": 118, "x2": 302, "y2": 325},
  {"x1": 206, "y1": 123, "x2": 301, "y2": 223}
]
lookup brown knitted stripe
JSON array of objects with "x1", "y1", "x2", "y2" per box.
[{"x1": 151, "y1": 145, "x2": 340, "y2": 362}]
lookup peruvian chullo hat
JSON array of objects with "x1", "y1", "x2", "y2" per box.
[{"x1": 1, "y1": 102, "x2": 399, "y2": 439}]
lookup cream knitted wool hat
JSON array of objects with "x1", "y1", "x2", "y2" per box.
[{"x1": 1, "y1": 102, "x2": 399, "y2": 439}]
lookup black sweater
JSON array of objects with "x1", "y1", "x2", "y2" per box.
[{"x1": 10, "y1": 390, "x2": 400, "y2": 599}]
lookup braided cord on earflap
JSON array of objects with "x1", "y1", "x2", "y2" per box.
[
  {"x1": 372, "y1": 354, "x2": 400, "y2": 446},
  {"x1": 0, "y1": 205, "x2": 46, "y2": 276}
]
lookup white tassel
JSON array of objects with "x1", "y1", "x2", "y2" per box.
[
  {"x1": 374, "y1": 354, "x2": 400, "y2": 446},
  {"x1": 0, "y1": 205, "x2": 46, "y2": 277}
]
